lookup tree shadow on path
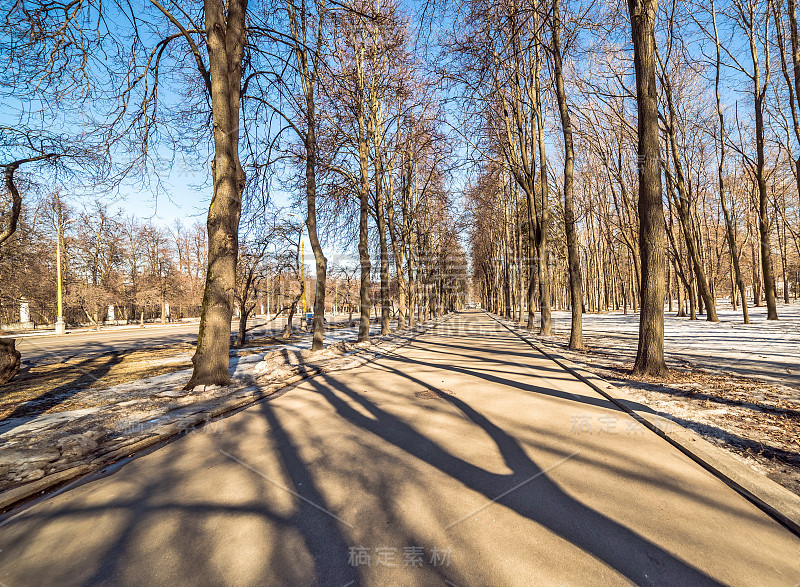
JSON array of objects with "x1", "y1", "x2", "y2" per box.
[
  {"x1": 254, "y1": 400, "x2": 361, "y2": 585},
  {"x1": 306, "y1": 369, "x2": 722, "y2": 586}
]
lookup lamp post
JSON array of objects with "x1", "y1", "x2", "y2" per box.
[
  {"x1": 287, "y1": 212, "x2": 308, "y2": 323},
  {"x1": 54, "y1": 217, "x2": 70, "y2": 335},
  {"x1": 301, "y1": 240, "x2": 306, "y2": 315}
]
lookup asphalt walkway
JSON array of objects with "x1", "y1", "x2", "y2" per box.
[{"x1": 0, "y1": 311, "x2": 797, "y2": 585}]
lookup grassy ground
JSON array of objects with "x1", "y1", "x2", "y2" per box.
[{"x1": 0, "y1": 333, "x2": 301, "y2": 422}]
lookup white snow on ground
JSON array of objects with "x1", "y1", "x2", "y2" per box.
[{"x1": 546, "y1": 302, "x2": 800, "y2": 388}]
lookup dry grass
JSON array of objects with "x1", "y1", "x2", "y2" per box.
[
  {"x1": 0, "y1": 333, "x2": 302, "y2": 421},
  {"x1": 0, "y1": 345, "x2": 194, "y2": 420}
]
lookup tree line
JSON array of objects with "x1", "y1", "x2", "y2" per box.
[
  {"x1": 457, "y1": 0, "x2": 799, "y2": 375},
  {"x1": 0, "y1": 193, "x2": 207, "y2": 327},
  {"x1": 0, "y1": 192, "x2": 466, "y2": 344},
  {"x1": 2, "y1": 0, "x2": 798, "y2": 385}
]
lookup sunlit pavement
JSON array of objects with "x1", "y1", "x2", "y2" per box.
[
  {"x1": 0, "y1": 310, "x2": 797, "y2": 586},
  {"x1": 13, "y1": 315, "x2": 335, "y2": 364}
]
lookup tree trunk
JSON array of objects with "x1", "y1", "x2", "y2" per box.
[
  {"x1": 305, "y1": 83, "x2": 327, "y2": 351},
  {"x1": 781, "y1": 207, "x2": 790, "y2": 304},
  {"x1": 675, "y1": 260, "x2": 686, "y2": 316},
  {"x1": 551, "y1": 0, "x2": 583, "y2": 348},
  {"x1": 751, "y1": 238, "x2": 762, "y2": 305},
  {"x1": 718, "y1": 144, "x2": 749, "y2": 325},
  {"x1": 357, "y1": 138, "x2": 371, "y2": 342},
  {"x1": 185, "y1": 0, "x2": 246, "y2": 390},
  {"x1": 0, "y1": 338, "x2": 21, "y2": 385},
  {"x1": 697, "y1": 278, "x2": 705, "y2": 315},
  {"x1": 630, "y1": 0, "x2": 667, "y2": 377},
  {"x1": 712, "y1": 0, "x2": 750, "y2": 324},
  {"x1": 535, "y1": 71, "x2": 552, "y2": 336},
  {"x1": 658, "y1": 48, "x2": 718, "y2": 322},
  {"x1": 386, "y1": 187, "x2": 407, "y2": 331},
  {"x1": 687, "y1": 264, "x2": 697, "y2": 320},
  {"x1": 237, "y1": 304, "x2": 249, "y2": 347},
  {"x1": 407, "y1": 227, "x2": 417, "y2": 329},
  {"x1": 755, "y1": 137, "x2": 778, "y2": 318},
  {"x1": 667, "y1": 262, "x2": 673, "y2": 312},
  {"x1": 375, "y1": 167, "x2": 391, "y2": 335},
  {"x1": 750, "y1": 6, "x2": 779, "y2": 320},
  {"x1": 283, "y1": 298, "x2": 299, "y2": 338}
]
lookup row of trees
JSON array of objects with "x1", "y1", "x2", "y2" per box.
[
  {"x1": 5, "y1": 0, "x2": 799, "y2": 384},
  {"x1": 0, "y1": 189, "x2": 465, "y2": 324},
  {"x1": 1, "y1": 0, "x2": 470, "y2": 387},
  {"x1": 0, "y1": 193, "x2": 207, "y2": 327},
  {"x1": 462, "y1": 0, "x2": 800, "y2": 375},
  {"x1": 0, "y1": 188, "x2": 465, "y2": 346}
]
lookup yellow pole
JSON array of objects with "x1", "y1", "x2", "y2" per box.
[
  {"x1": 301, "y1": 240, "x2": 306, "y2": 315},
  {"x1": 56, "y1": 224, "x2": 63, "y2": 319}
]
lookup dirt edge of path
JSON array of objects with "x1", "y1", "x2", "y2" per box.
[{"x1": 487, "y1": 311, "x2": 800, "y2": 537}]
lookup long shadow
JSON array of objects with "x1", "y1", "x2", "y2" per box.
[
  {"x1": 0, "y1": 352, "x2": 123, "y2": 435},
  {"x1": 428, "y1": 343, "x2": 786, "y2": 419},
  {"x1": 385, "y1": 352, "x2": 635, "y2": 412},
  {"x1": 256, "y1": 400, "x2": 361, "y2": 585},
  {"x1": 79, "y1": 452, "x2": 231, "y2": 585},
  {"x1": 306, "y1": 373, "x2": 721, "y2": 585},
  {"x1": 409, "y1": 340, "x2": 576, "y2": 378},
  {"x1": 0, "y1": 443, "x2": 263, "y2": 584},
  {"x1": 373, "y1": 358, "x2": 768, "y2": 517},
  {"x1": 1, "y1": 425, "x2": 348, "y2": 584}
]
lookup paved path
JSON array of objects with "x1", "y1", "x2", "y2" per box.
[
  {"x1": 0, "y1": 311, "x2": 798, "y2": 585},
  {"x1": 13, "y1": 314, "x2": 360, "y2": 364},
  {"x1": 13, "y1": 318, "x2": 286, "y2": 364}
]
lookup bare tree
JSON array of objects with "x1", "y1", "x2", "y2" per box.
[
  {"x1": 630, "y1": 0, "x2": 668, "y2": 376},
  {"x1": 548, "y1": 0, "x2": 584, "y2": 348}
]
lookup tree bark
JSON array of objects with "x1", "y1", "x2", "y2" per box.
[
  {"x1": 374, "y1": 157, "x2": 391, "y2": 335},
  {"x1": 0, "y1": 338, "x2": 21, "y2": 385},
  {"x1": 185, "y1": 0, "x2": 247, "y2": 389},
  {"x1": 534, "y1": 46, "x2": 552, "y2": 336},
  {"x1": 386, "y1": 179, "x2": 407, "y2": 330},
  {"x1": 305, "y1": 83, "x2": 327, "y2": 351},
  {"x1": 675, "y1": 259, "x2": 686, "y2": 316},
  {"x1": 550, "y1": 0, "x2": 583, "y2": 348},
  {"x1": 357, "y1": 121, "x2": 372, "y2": 342},
  {"x1": 629, "y1": 0, "x2": 667, "y2": 377},
  {"x1": 407, "y1": 238, "x2": 417, "y2": 328},
  {"x1": 283, "y1": 295, "x2": 300, "y2": 338},
  {"x1": 237, "y1": 303, "x2": 249, "y2": 347}
]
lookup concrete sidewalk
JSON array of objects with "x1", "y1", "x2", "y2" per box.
[{"x1": 0, "y1": 311, "x2": 797, "y2": 585}]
